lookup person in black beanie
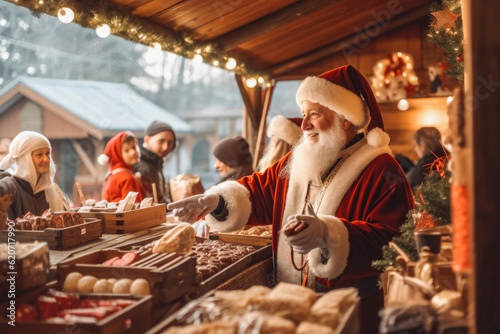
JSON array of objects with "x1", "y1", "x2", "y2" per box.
[
  {"x1": 134, "y1": 121, "x2": 176, "y2": 204},
  {"x1": 212, "y1": 136, "x2": 254, "y2": 185}
]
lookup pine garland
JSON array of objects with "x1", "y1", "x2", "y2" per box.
[
  {"x1": 372, "y1": 168, "x2": 451, "y2": 272},
  {"x1": 6, "y1": 0, "x2": 269, "y2": 81},
  {"x1": 427, "y1": 0, "x2": 464, "y2": 80}
]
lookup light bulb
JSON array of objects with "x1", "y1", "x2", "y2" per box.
[
  {"x1": 212, "y1": 60, "x2": 219, "y2": 66},
  {"x1": 258, "y1": 77, "x2": 264, "y2": 84},
  {"x1": 246, "y1": 78, "x2": 257, "y2": 88},
  {"x1": 193, "y1": 54, "x2": 203, "y2": 64},
  {"x1": 151, "y1": 42, "x2": 161, "y2": 51},
  {"x1": 96, "y1": 24, "x2": 111, "y2": 38},
  {"x1": 225, "y1": 58, "x2": 236, "y2": 70},
  {"x1": 447, "y1": 96, "x2": 454, "y2": 105},
  {"x1": 58, "y1": 7, "x2": 74, "y2": 23},
  {"x1": 397, "y1": 99, "x2": 409, "y2": 111}
]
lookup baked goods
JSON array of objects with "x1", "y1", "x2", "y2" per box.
[
  {"x1": 234, "y1": 225, "x2": 272, "y2": 237},
  {"x1": 130, "y1": 278, "x2": 151, "y2": 295},
  {"x1": 112, "y1": 278, "x2": 133, "y2": 293},
  {"x1": 153, "y1": 223, "x2": 196, "y2": 254},
  {"x1": 307, "y1": 287, "x2": 358, "y2": 329},
  {"x1": 77, "y1": 275, "x2": 98, "y2": 293},
  {"x1": 62, "y1": 272, "x2": 83, "y2": 292},
  {"x1": 296, "y1": 322, "x2": 336, "y2": 334},
  {"x1": 193, "y1": 240, "x2": 256, "y2": 282},
  {"x1": 163, "y1": 320, "x2": 237, "y2": 334}
]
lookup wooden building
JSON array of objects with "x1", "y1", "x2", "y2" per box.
[{"x1": 4, "y1": 0, "x2": 499, "y2": 332}]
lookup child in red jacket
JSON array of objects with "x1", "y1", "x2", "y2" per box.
[{"x1": 98, "y1": 131, "x2": 145, "y2": 203}]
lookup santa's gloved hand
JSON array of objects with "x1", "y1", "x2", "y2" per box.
[
  {"x1": 284, "y1": 203, "x2": 328, "y2": 254},
  {"x1": 167, "y1": 194, "x2": 220, "y2": 224}
]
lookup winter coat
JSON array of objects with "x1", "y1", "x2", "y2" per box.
[{"x1": 134, "y1": 147, "x2": 169, "y2": 204}]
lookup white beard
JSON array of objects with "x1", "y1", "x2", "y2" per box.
[{"x1": 289, "y1": 119, "x2": 346, "y2": 182}]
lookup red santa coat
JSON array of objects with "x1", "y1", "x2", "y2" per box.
[{"x1": 205, "y1": 128, "x2": 414, "y2": 289}]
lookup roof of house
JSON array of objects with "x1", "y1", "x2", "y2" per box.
[{"x1": 0, "y1": 76, "x2": 192, "y2": 137}]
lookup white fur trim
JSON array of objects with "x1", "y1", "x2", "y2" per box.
[
  {"x1": 267, "y1": 115, "x2": 302, "y2": 145},
  {"x1": 296, "y1": 76, "x2": 369, "y2": 128},
  {"x1": 366, "y1": 127, "x2": 390, "y2": 147},
  {"x1": 205, "y1": 181, "x2": 251, "y2": 232},
  {"x1": 97, "y1": 154, "x2": 109, "y2": 166},
  {"x1": 308, "y1": 215, "x2": 349, "y2": 279}
]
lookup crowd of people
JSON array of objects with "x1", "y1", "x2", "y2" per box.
[{"x1": 0, "y1": 65, "x2": 449, "y2": 333}]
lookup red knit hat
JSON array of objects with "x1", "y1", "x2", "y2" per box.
[
  {"x1": 296, "y1": 65, "x2": 384, "y2": 132},
  {"x1": 98, "y1": 131, "x2": 138, "y2": 171}
]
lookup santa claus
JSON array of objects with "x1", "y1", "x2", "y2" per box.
[{"x1": 168, "y1": 65, "x2": 414, "y2": 333}]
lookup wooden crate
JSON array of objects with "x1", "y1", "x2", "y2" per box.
[
  {"x1": 198, "y1": 244, "x2": 273, "y2": 295},
  {"x1": 0, "y1": 219, "x2": 102, "y2": 250},
  {"x1": 57, "y1": 248, "x2": 197, "y2": 305},
  {"x1": 0, "y1": 242, "x2": 49, "y2": 298},
  {"x1": 79, "y1": 204, "x2": 166, "y2": 234},
  {"x1": 0, "y1": 282, "x2": 153, "y2": 334},
  {"x1": 209, "y1": 232, "x2": 272, "y2": 247}
]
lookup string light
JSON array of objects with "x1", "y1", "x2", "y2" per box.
[
  {"x1": 10, "y1": 0, "x2": 270, "y2": 80},
  {"x1": 258, "y1": 77, "x2": 264, "y2": 84},
  {"x1": 246, "y1": 78, "x2": 257, "y2": 88},
  {"x1": 96, "y1": 24, "x2": 111, "y2": 38},
  {"x1": 447, "y1": 96, "x2": 454, "y2": 104},
  {"x1": 225, "y1": 58, "x2": 237, "y2": 70},
  {"x1": 397, "y1": 99, "x2": 410, "y2": 111},
  {"x1": 192, "y1": 54, "x2": 203, "y2": 64},
  {"x1": 58, "y1": 7, "x2": 74, "y2": 23}
]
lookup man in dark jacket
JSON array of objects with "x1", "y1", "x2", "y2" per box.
[{"x1": 135, "y1": 121, "x2": 176, "y2": 204}]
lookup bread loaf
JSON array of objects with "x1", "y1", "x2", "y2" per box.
[{"x1": 153, "y1": 223, "x2": 196, "y2": 254}]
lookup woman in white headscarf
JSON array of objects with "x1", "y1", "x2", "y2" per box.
[{"x1": 0, "y1": 131, "x2": 70, "y2": 220}]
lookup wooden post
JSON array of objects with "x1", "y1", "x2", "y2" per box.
[
  {"x1": 75, "y1": 182, "x2": 85, "y2": 207},
  {"x1": 253, "y1": 80, "x2": 276, "y2": 170},
  {"x1": 463, "y1": 0, "x2": 500, "y2": 332}
]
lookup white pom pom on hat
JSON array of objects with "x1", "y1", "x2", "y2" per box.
[
  {"x1": 97, "y1": 154, "x2": 110, "y2": 166},
  {"x1": 366, "y1": 127, "x2": 390, "y2": 147}
]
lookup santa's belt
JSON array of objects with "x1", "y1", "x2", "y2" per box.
[{"x1": 315, "y1": 275, "x2": 380, "y2": 299}]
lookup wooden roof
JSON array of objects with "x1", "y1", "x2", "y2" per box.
[
  {"x1": 11, "y1": 0, "x2": 431, "y2": 80},
  {"x1": 106, "y1": 0, "x2": 431, "y2": 79}
]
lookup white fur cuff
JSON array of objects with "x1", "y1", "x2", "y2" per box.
[
  {"x1": 205, "y1": 181, "x2": 251, "y2": 232},
  {"x1": 308, "y1": 215, "x2": 350, "y2": 280}
]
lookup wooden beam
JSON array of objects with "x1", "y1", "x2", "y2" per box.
[
  {"x1": 213, "y1": 0, "x2": 339, "y2": 51},
  {"x1": 269, "y1": 5, "x2": 429, "y2": 77},
  {"x1": 253, "y1": 80, "x2": 276, "y2": 170}
]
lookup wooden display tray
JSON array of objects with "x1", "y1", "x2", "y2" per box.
[
  {"x1": 198, "y1": 244, "x2": 272, "y2": 295},
  {"x1": 0, "y1": 282, "x2": 153, "y2": 334},
  {"x1": 79, "y1": 204, "x2": 166, "y2": 234},
  {"x1": 57, "y1": 248, "x2": 197, "y2": 305},
  {"x1": 209, "y1": 231, "x2": 272, "y2": 247},
  {"x1": 0, "y1": 219, "x2": 102, "y2": 250},
  {"x1": 0, "y1": 242, "x2": 50, "y2": 298},
  {"x1": 113, "y1": 233, "x2": 273, "y2": 296},
  {"x1": 145, "y1": 286, "x2": 360, "y2": 334}
]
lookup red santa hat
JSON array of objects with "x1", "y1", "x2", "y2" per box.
[
  {"x1": 97, "y1": 131, "x2": 138, "y2": 171},
  {"x1": 296, "y1": 65, "x2": 384, "y2": 132}
]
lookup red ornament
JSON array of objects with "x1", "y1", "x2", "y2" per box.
[{"x1": 457, "y1": 54, "x2": 464, "y2": 62}]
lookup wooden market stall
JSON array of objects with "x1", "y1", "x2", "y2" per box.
[{"x1": 3, "y1": 0, "x2": 500, "y2": 333}]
